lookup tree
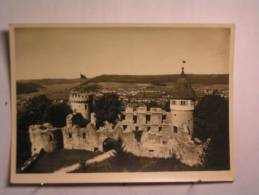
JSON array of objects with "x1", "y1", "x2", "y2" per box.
[
  {"x1": 22, "y1": 95, "x2": 51, "y2": 124},
  {"x1": 193, "y1": 94, "x2": 229, "y2": 169},
  {"x1": 93, "y1": 93, "x2": 122, "y2": 128},
  {"x1": 161, "y1": 100, "x2": 170, "y2": 112},
  {"x1": 16, "y1": 95, "x2": 51, "y2": 168},
  {"x1": 71, "y1": 113, "x2": 88, "y2": 127},
  {"x1": 145, "y1": 101, "x2": 159, "y2": 109},
  {"x1": 16, "y1": 82, "x2": 44, "y2": 94},
  {"x1": 43, "y1": 102, "x2": 72, "y2": 127}
]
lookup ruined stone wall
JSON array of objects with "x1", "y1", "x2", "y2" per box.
[
  {"x1": 62, "y1": 123, "x2": 98, "y2": 151},
  {"x1": 150, "y1": 108, "x2": 163, "y2": 125},
  {"x1": 121, "y1": 124, "x2": 207, "y2": 166},
  {"x1": 96, "y1": 123, "x2": 122, "y2": 151},
  {"x1": 125, "y1": 107, "x2": 134, "y2": 124},
  {"x1": 29, "y1": 123, "x2": 62, "y2": 155},
  {"x1": 28, "y1": 101, "x2": 206, "y2": 167},
  {"x1": 29, "y1": 119, "x2": 207, "y2": 167},
  {"x1": 136, "y1": 107, "x2": 147, "y2": 125}
]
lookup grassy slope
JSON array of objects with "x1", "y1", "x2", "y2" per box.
[
  {"x1": 75, "y1": 150, "x2": 199, "y2": 173},
  {"x1": 83, "y1": 74, "x2": 229, "y2": 85},
  {"x1": 16, "y1": 82, "x2": 44, "y2": 94},
  {"x1": 16, "y1": 74, "x2": 229, "y2": 100},
  {"x1": 17, "y1": 78, "x2": 81, "y2": 100},
  {"x1": 25, "y1": 149, "x2": 205, "y2": 173},
  {"x1": 25, "y1": 149, "x2": 101, "y2": 173}
]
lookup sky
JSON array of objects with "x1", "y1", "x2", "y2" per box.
[{"x1": 15, "y1": 26, "x2": 231, "y2": 80}]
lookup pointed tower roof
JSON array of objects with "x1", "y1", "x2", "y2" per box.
[{"x1": 172, "y1": 67, "x2": 197, "y2": 100}]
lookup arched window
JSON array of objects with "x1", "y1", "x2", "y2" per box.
[
  {"x1": 146, "y1": 115, "x2": 151, "y2": 122},
  {"x1": 180, "y1": 100, "x2": 186, "y2": 105},
  {"x1": 133, "y1": 115, "x2": 137, "y2": 123},
  {"x1": 48, "y1": 135, "x2": 53, "y2": 141},
  {"x1": 173, "y1": 126, "x2": 178, "y2": 133},
  {"x1": 162, "y1": 115, "x2": 166, "y2": 121},
  {"x1": 82, "y1": 132, "x2": 86, "y2": 139}
]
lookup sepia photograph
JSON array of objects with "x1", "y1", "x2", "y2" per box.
[{"x1": 10, "y1": 24, "x2": 234, "y2": 184}]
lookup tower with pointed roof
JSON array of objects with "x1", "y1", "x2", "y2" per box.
[{"x1": 170, "y1": 67, "x2": 196, "y2": 135}]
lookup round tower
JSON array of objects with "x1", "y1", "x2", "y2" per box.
[
  {"x1": 69, "y1": 88, "x2": 92, "y2": 120},
  {"x1": 170, "y1": 67, "x2": 196, "y2": 135}
]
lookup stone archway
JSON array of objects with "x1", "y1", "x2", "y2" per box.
[{"x1": 102, "y1": 137, "x2": 122, "y2": 152}]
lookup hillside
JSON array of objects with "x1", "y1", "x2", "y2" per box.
[
  {"x1": 16, "y1": 78, "x2": 82, "y2": 100},
  {"x1": 18, "y1": 78, "x2": 82, "y2": 86},
  {"x1": 16, "y1": 82, "x2": 44, "y2": 94},
  {"x1": 83, "y1": 74, "x2": 229, "y2": 86}
]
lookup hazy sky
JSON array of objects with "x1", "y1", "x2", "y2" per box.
[{"x1": 15, "y1": 27, "x2": 231, "y2": 80}]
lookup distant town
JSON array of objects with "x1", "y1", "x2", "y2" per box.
[{"x1": 17, "y1": 72, "x2": 229, "y2": 112}]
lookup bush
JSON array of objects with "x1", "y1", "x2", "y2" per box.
[
  {"x1": 93, "y1": 93, "x2": 122, "y2": 128},
  {"x1": 16, "y1": 82, "x2": 43, "y2": 94},
  {"x1": 16, "y1": 95, "x2": 72, "y2": 167},
  {"x1": 16, "y1": 95, "x2": 51, "y2": 168},
  {"x1": 193, "y1": 94, "x2": 229, "y2": 170},
  {"x1": 71, "y1": 113, "x2": 88, "y2": 127},
  {"x1": 43, "y1": 102, "x2": 72, "y2": 127}
]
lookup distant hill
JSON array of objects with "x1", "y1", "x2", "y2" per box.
[
  {"x1": 83, "y1": 74, "x2": 229, "y2": 85},
  {"x1": 18, "y1": 78, "x2": 82, "y2": 86},
  {"x1": 16, "y1": 78, "x2": 82, "y2": 96},
  {"x1": 16, "y1": 82, "x2": 44, "y2": 94},
  {"x1": 16, "y1": 74, "x2": 228, "y2": 95}
]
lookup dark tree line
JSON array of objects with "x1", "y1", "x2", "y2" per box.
[
  {"x1": 144, "y1": 100, "x2": 170, "y2": 112},
  {"x1": 16, "y1": 82, "x2": 43, "y2": 94},
  {"x1": 93, "y1": 93, "x2": 122, "y2": 128},
  {"x1": 193, "y1": 94, "x2": 229, "y2": 170},
  {"x1": 17, "y1": 95, "x2": 72, "y2": 167}
]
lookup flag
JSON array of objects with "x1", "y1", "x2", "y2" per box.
[{"x1": 80, "y1": 74, "x2": 87, "y2": 80}]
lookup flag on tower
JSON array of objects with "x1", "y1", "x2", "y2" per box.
[{"x1": 80, "y1": 74, "x2": 87, "y2": 80}]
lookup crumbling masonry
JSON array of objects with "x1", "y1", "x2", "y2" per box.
[{"x1": 28, "y1": 68, "x2": 209, "y2": 167}]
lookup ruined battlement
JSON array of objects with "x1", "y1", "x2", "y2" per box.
[
  {"x1": 69, "y1": 88, "x2": 93, "y2": 120},
  {"x1": 28, "y1": 111, "x2": 208, "y2": 167},
  {"x1": 123, "y1": 106, "x2": 170, "y2": 126},
  {"x1": 170, "y1": 99, "x2": 195, "y2": 111}
]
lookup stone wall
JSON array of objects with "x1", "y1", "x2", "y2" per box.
[
  {"x1": 29, "y1": 123, "x2": 62, "y2": 155},
  {"x1": 62, "y1": 123, "x2": 98, "y2": 151},
  {"x1": 29, "y1": 120, "x2": 207, "y2": 167},
  {"x1": 121, "y1": 124, "x2": 207, "y2": 166},
  {"x1": 28, "y1": 104, "x2": 208, "y2": 167}
]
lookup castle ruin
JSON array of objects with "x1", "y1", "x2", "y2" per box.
[{"x1": 28, "y1": 68, "x2": 209, "y2": 167}]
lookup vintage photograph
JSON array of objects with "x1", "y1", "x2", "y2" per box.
[{"x1": 10, "y1": 24, "x2": 234, "y2": 183}]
